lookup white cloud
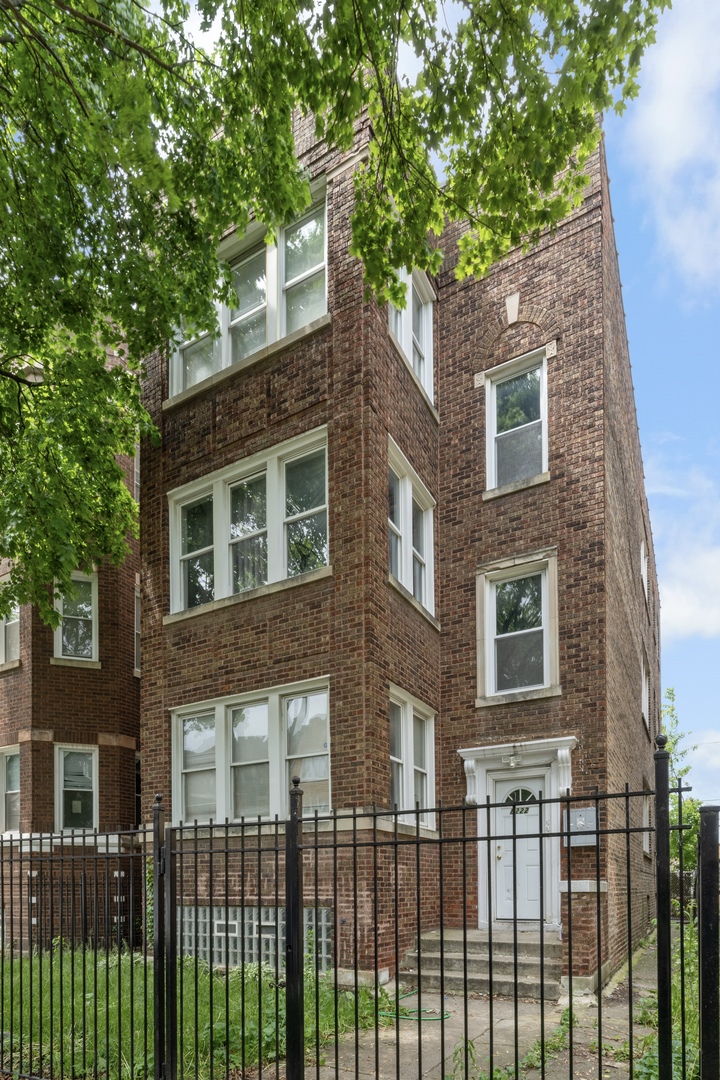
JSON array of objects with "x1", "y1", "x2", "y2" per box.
[
  {"x1": 621, "y1": 0, "x2": 720, "y2": 290},
  {"x1": 645, "y1": 444, "x2": 720, "y2": 641},
  {"x1": 686, "y1": 733, "x2": 720, "y2": 802}
]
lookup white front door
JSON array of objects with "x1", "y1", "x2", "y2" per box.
[{"x1": 494, "y1": 776, "x2": 543, "y2": 920}]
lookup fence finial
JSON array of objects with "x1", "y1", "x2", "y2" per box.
[
  {"x1": 655, "y1": 733, "x2": 668, "y2": 751},
  {"x1": 154, "y1": 793, "x2": 163, "y2": 806}
]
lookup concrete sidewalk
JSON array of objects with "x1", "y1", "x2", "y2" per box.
[{"x1": 275, "y1": 940, "x2": 658, "y2": 1079}]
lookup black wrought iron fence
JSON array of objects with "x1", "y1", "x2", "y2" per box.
[{"x1": 0, "y1": 738, "x2": 716, "y2": 1080}]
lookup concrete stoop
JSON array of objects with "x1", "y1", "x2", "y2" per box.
[{"x1": 400, "y1": 928, "x2": 563, "y2": 1001}]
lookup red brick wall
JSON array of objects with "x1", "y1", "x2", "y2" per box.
[
  {"x1": 140, "y1": 119, "x2": 441, "y2": 823},
  {"x1": 0, "y1": 455, "x2": 140, "y2": 832}
]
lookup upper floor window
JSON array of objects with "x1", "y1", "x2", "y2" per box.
[
  {"x1": 387, "y1": 438, "x2": 435, "y2": 615},
  {"x1": 640, "y1": 537, "x2": 648, "y2": 599},
  {"x1": 0, "y1": 749, "x2": 19, "y2": 833},
  {"x1": 389, "y1": 688, "x2": 435, "y2": 827},
  {"x1": 134, "y1": 586, "x2": 141, "y2": 674},
  {"x1": 0, "y1": 601, "x2": 19, "y2": 665},
  {"x1": 641, "y1": 649, "x2": 650, "y2": 729},
  {"x1": 389, "y1": 269, "x2": 435, "y2": 403},
  {"x1": 172, "y1": 201, "x2": 327, "y2": 396},
  {"x1": 169, "y1": 428, "x2": 328, "y2": 613},
  {"x1": 476, "y1": 550, "x2": 560, "y2": 704},
  {"x1": 485, "y1": 348, "x2": 548, "y2": 491},
  {"x1": 54, "y1": 572, "x2": 98, "y2": 662},
  {"x1": 173, "y1": 682, "x2": 330, "y2": 823}
]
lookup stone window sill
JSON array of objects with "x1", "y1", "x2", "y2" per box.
[
  {"x1": 475, "y1": 685, "x2": 562, "y2": 708},
  {"x1": 0, "y1": 659, "x2": 20, "y2": 675},
  {"x1": 50, "y1": 658, "x2": 102, "y2": 670},
  {"x1": 482, "y1": 472, "x2": 551, "y2": 501},
  {"x1": 163, "y1": 313, "x2": 332, "y2": 410},
  {"x1": 164, "y1": 564, "x2": 333, "y2": 625}
]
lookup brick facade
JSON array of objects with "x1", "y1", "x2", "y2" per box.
[
  {"x1": 136, "y1": 121, "x2": 659, "y2": 984},
  {"x1": 0, "y1": 452, "x2": 140, "y2": 833}
]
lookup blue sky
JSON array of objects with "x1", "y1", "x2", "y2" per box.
[{"x1": 603, "y1": 0, "x2": 720, "y2": 803}]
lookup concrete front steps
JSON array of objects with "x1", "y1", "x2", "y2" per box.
[{"x1": 400, "y1": 928, "x2": 563, "y2": 1001}]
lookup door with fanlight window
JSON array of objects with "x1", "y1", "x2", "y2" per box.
[{"x1": 494, "y1": 777, "x2": 543, "y2": 920}]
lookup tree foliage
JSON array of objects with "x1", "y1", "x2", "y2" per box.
[
  {"x1": 663, "y1": 689, "x2": 701, "y2": 871},
  {"x1": 0, "y1": 0, "x2": 668, "y2": 620}
]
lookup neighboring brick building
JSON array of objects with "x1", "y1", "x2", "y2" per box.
[
  {"x1": 139, "y1": 117, "x2": 660, "y2": 987},
  {"x1": 0, "y1": 462, "x2": 141, "y2": 835}
]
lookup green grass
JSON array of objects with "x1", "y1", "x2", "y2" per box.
[
  {"x1": 0, "y1": 946, "x2": 391, "y2": 1078},
  {"x1": 634, "y1": 918, "x2": 700, "y2": 1080}
]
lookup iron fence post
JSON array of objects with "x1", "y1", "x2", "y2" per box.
[
  {"x1": 285, "y1": 778, "x2": 304, "y2": 1080},
  {"x1": 153, "y1": 795, "x2": 166, "y2": 1080},
  {"x1": 654, "y1": 733, "x2": 672, "y2": 1080},
  {"x1": 165, "y1": 826, "x2": 178, "y2": 1080},
  {"x1": 698, "y1": 804, "x2": 719, "y2": 1080}
]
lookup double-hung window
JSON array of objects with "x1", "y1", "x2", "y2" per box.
[
  {"x1": 0, "y1": 600, "x2": 19, "y2": 665},
  {"x1": 173, "y1": 201, "x2": 327, "y2": 395},
  {"x1": 641, "y1": 649, "x2": 650, "y2": 729},
  {"x1": 55, "y1": 746, "x2": 98, "y2": 831},
  {"x1": 0, "y1": 749, "x2": 19, "y2": 833},
  {"x1": 173, "y1": 682, "x2": 330, "y2": 823},
  {"x1": 170, "y1": 429, "x2": 328, "y2": 613},
  {"x1": 640, "y1": 537, "x2": 649, "y2": 599},
  {"x1": 485, "y1": 348, "x2": 548, "y2": 491},
  {"x1": 134, "y1": 586, "x2": 142, "y2": 674},
  {"x1": 389, "y1": 688, "x2": 435, "y2": 827},
  {"x1": 476, "y1": 551, "x2": 560, "y2": 703},
  {"x1": 54, "y1": 572, "x2": 98, "y2": 662},
  {"x1": 387, "y1": 438, "x2": 435, "y2": 615},
  {"x1": 389, "y1": 269, "x2": 435, "y2": 402}
]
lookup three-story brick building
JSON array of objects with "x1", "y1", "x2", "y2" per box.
[{"x1": 137, "y1": 116, "x2": 660, "y2": 988}]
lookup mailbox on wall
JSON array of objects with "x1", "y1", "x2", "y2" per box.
[{"x1": 562, "y1": 807, "x2": 598, "y2": 846}]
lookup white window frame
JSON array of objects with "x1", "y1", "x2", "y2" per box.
[
  {"x1": 169, "y1": 427, "x2": 328, "y2": 614},
  {"x1": 54, "y1": 745, "x2": 99, "y2": 832},
  {"x1": 642, "y1": 788, "x2": 652, "y2": 855},
  {"x1": 388, "y1": 269, "x2": 435, "y2": 403},
  {"x1": 0, "y1": 747, "x2": 20, "y2": 835},
  {"x1": 0, "y1": 599, "x2": 19, "y2": 666},
  {"x1": 171, "y1": 196, "x2": 327, "y2": 396},
  {"x1": 133, "y1": 443, "x2": 141, "y2": 502},
  {"x1": 484, "y1": 347, "x2": 548, "y2": 492},
  {"x1": 54, "y1": 572, "x2": 99, "y2": 662},
  {"x1": 476, "y1": 550, "x2": 560, "y2": 706},
  {"x1": 387, "y1": 437, "x2": 435, "y2": 616},
  {"x1": 641, "y1": 648, "x2": 650, "y2": 729},
  {"x1": 640, "y1": 537, "x2": 648, "y2": 599},
  {"x1": 389, "y1": 686, "x2": 435, "y2": 828},
  {"x1": 171, "y1": 678, "x2": 330, "y2": 825},
  {"x1": 134, "y1": 586, "x2": 141, "y2": 675}
]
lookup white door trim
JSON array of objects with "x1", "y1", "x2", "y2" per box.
[{"x1": 458, "y1": 735, "x2": 577, "y2": 932}]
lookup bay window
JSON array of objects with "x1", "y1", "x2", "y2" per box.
[
  {"x1": 389, "y1": 688, "x2": 435, "y2": 827},
  {"x1": 388, "y1": 269, "x2": 435, "y2": 403},
  {"x1": 0, "y1": 601, "x2": 19, "y2": 665},
  {"x1": 172, "y1": 682, "x2": 330, "y2": 823},
  {"x1": 387, "y1": 438, "x2": 435, "y2": 615},
  {"x1": 172, "y1": 201, "x2": 327, "y2": 395},
  {"x1": 169, "y1": 428, "x2": 328, "y2": 613}
]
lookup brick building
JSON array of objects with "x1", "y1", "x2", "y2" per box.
[
  {"x1": 0, "y1": 464, "x2": 141, "y2": 835},
  {"x1": 139, "y1": 117, "x2": 660, "y2": 986}
]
